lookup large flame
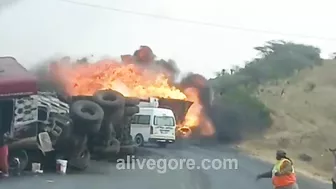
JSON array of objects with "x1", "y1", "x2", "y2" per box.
[{"x1": 50, "y1": 58, "x2": 214, "y2": 137}]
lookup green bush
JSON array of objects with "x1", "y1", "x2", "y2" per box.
[
  {"x1": 210, "y1": 89, "x2": 272, "y2": 142},
  {"x1": 209, "y1": 40, "x2": 321, "y2": 142}
]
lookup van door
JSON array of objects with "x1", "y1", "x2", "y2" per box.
[
  {"x1": 130, "y1": 114, "x2": 151, "y2": 142},
  {"x1": 153, "y1": 116, "x2": 176, "y2": 136}
]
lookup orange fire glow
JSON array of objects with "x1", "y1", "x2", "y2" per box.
[{"x1": 50, "y1": 58, "x2": 214, "y2": 137}]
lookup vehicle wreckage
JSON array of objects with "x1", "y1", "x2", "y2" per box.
[{"x1": 0, "y1": 56, "x2": 192, "y2": 172}]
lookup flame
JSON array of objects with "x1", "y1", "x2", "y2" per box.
[{"x1": 50, "y1": 58, "x2": 214, "y2": 137}]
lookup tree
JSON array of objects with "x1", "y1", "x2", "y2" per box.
[{"x1": 209, "y1": 40, "x2": 321, "y2": 142}]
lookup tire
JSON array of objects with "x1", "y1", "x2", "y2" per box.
[
  {"x1": 8, "y1": 150, "x2": 29, "y2": 173},
  {"x1": 93, "y1": 90, "x2": 125, "y2": 111},
  {"x1": 93, "y1": 138, "x2": 120, "y2": 154},
  {"x1": 125, "y1": 97, "x2": 140, "y2": 106},
  {"x1": 119, "y1": 145, "x2": 136, "y2": 156},
  {"x1": 108, "y1": 108, "x2": 124, "y2": 125},
  {"x1": 134, "y1": 134, "x2": 144, "y2": 147},
  {"x1": 68, "y1": 148, "x2": 91, "y2": 171},
  {"x1": 72, "y1": 134, "x2": 88, "y2": 150},
  {"x1": 124, "y1": 106, "x2": 140, "y2": 116},
  {"x1": 119, "y1": 117, "x2": 132, "y2": 145},
  {"x1": 64, "y1": 134, "x2": 88, "y2": 156},
  {"x1": 158, "y1": 143, "x2": 167, "y2": 148},
  {"x1": 70, "y1": 100, "x2": 104, "y2": 134},
  {"x1": 99, "y1": 120, "x2": 116, "y2": 142}
]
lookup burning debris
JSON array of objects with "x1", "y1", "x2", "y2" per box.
[{"x1": 48, "y1": 46, "x2": 215, "y2": 137}]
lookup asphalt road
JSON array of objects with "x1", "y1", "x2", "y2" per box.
[{"x1": 0, "y1": 142, "x2": 332, "y2": 189}]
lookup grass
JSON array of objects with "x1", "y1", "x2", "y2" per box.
[{"x1": 238, "y1": 60, "x2": 336, "y2": 181}]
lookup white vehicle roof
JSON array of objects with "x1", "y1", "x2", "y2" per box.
[{"x1": 138, "y1": 107, "x2": 175, "y2": 117}]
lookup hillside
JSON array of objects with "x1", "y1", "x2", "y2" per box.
[{"x1": 239, "y1": 60, "x2": 336, "y2": 180}]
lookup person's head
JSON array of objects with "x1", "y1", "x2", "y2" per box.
[{"x1": 276, "y1": 150, "x2": 286, "y2": 160}]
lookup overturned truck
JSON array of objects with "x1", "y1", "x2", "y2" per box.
[
  {"x1": 0, "y1": 57, "x2": 141, "y2": 172},
  {"x1": 0, "y1": 57, "x2": 193, "y2": 172}
]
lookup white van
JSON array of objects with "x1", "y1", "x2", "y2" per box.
[{"x1": 131, "y1": 98, "x2": 176, "y2": 148}]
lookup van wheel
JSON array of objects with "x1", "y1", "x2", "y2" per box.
[
  {"x1": 134, "y1": 134, "x2": 144, "y2": 147},
  {"x1": 158, "y1": 143, "x2": 167, "y2": 148}
]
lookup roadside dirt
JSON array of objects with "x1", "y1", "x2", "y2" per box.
[{"x1": 238, "y1": 60, "x2": 336, "y2": 182}]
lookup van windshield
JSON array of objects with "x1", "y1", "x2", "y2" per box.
[{"x1": 153, "y1": 116, "x2": 175, "y2": 126}]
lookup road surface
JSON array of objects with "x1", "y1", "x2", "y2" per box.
[{"x1": 0, "y1": 142, "x2": 332, "y2": 189}]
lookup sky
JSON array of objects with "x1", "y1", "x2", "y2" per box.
[{"x1": 0, "y1": 0, "x2": 336, "y2": 79}]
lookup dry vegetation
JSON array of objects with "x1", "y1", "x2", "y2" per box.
[{"x1": 239, "y1": 60, "x2": 336, "y2": 181}]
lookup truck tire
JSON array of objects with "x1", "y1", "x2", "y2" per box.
[
  {"x1": 93, "y1": 138, "x2": 120, "y2": 154},
  {"x1": 99, "y1": 120, "x2": 116, "y2": 142},
  {"x1": 124, "y1": 106, "x2": 139, "y2": 116},
  {"x1": 68, "y1": 148, "x2": 91, "y2": 171},
  {"x1": 125, "y1": 97, "x2": 140, "y2": 106},
  {"x1": 93, "y1": 90, "x2": 125, "y2": 111},
  {"x1": 70, "y1": 134, "x2": 88, "y2": 153},
  {"x1": 70, "y1": 100, "x2": 104, "y2": 134},
  {"x1": 58, "y1": 134, "x2": 87, "y2": 156},
  {"x1": 119, "y1": 117, "x2": 132, "y2": 145},
  {"x1": 8, "y1": 150, "x2": 29, "y2": 173},
  {"x1": 108, "y1": 108, "x2": 124, "y2": 125}
]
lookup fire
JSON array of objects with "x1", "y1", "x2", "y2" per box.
[{"x1": 50, "y1": 58, "x2": 214, "y2": 137}]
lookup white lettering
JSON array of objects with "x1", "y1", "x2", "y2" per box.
[
  {"x1": 115, "y1": 156, "x2": 239, "y2": 171},
  {"x1": 168, "y1": 159, "x2": 179, "y2": 170},
  {"x1": 156, "y1": 159, "x2": 167, "y2": 174},
  {"x1": 136, "y1": 158, "x2": 147, "y2": 170},
  {"x1": 223, "y1": 159, "x2": 238, "y2": 170},
  {"x1": 115, "y1": 159, "x2": 126, "y2": 170},
  {"x1": 211, "y1": 159, "x2": 222, "y2": 170},
  {"x1": 131, "y1": 156, "x2": 136, "y2": 170},
  {"x1": 146, "y1": 159, "x2": 156, "y2": 170},
  {"x1": 185, "y1": 159, "x2": 195, "y2": 170},
  {"x1": 202, "y1": 159, "x2": 211, "y2": 170}
]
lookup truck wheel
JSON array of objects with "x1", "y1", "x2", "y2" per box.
[
  {"x1": 93, "y1": 90, "x2": 125, "y2": 111},
  {"x1": 99, "y1": 121, "x2": 116, "y2": 142},
  {"x1": 58, "y1": 134, "x2": 87, "y2": 156},
  {"x1": 108, "y1": 108, "x2": 125, "y2": 125},
  {"x1": 125, "y1": 97, "x2": 140, "y2": 106},
  {"x1": 68, "y1": 148, "x2": 91, "y2": 171},
  {"x1": 124, "y1": 106, "x2": 139, "y2": 116},
  {"x1": 70, "y1": 134, "x2": 88, "y2": 154},
  {"x1": 8, "y1": 150, "x2": 29, "y2": 173},
  {"x1": 134, "y1": 134, "x2": 144, "y2": 147},
  {"x1": 70, "y1": 100, "x2": 104, "y2": 134},
  {"x1": 93, "y1": 138, "x2": 120, "y2": 155},
  {"x1": 119, "y1": 117, "x2": 132, "y2": 145}
]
